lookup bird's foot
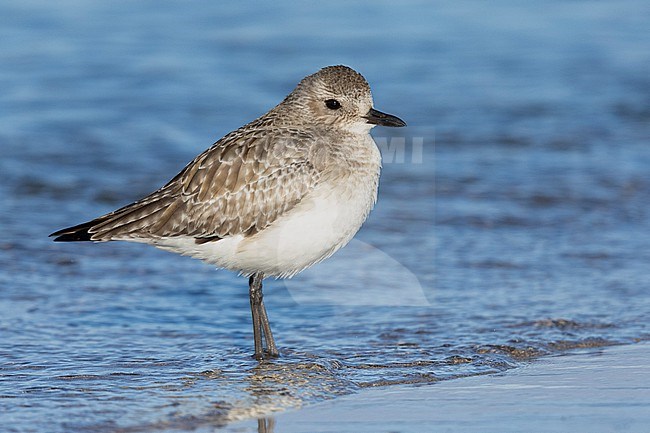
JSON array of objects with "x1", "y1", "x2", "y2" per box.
[{"x1": 253, "y1": 348, "x2": 280, "y2": 361}]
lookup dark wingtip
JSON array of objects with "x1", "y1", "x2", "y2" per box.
[
  {"x1": 51, "y1": 231, "x2": 93, "y2": 242},
  {"x1": 50, "y1": 221, "x2": 97, "y2": 242}
]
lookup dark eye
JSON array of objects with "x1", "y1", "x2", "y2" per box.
[{"x1": 325, "y1": 99, "x2": 341, "y2": 110}]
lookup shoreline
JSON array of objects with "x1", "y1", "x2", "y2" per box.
[{"x1": 226, "y1": 342, "x2": 650, "y2": 433}]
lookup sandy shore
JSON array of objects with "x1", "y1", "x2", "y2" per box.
[{"x1": 226, "y1": 342, "x2": 650, "y2": 433}]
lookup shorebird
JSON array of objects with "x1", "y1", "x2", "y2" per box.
[{"x1": 51, "y1": 65, "x2": 406, "y2": 360}]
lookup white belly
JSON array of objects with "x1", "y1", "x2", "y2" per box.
[{"x1": 152, "y1": 178, "x2": 378, "y2": 278}]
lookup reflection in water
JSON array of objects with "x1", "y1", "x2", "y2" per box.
[
  {"x1": 220, "y1": 355, "x2": 356, "y2": 423},
  {"x1": 258, "y1": 417, "x2": 275, "y2": 433},
  {"x1": 114, "y1": 355, "x2": 359, "y2": 431}
]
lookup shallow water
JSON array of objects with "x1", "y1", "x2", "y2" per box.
[{"x1": 1, "y1": 0, "x2": 650, "y2": 431}]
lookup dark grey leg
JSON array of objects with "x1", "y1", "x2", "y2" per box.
[
  {"x1": 248, "y1": 272, "x2": 278, "y2": 359},
  {"x1": 258, "y1": 297, "x2": 278, "y2": 357},
  {"x1": 249, "y1": 273, "x2": 264, "y2": 359}
]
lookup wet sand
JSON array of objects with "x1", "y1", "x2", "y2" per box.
[{"x1": 228, "y1": 342, "x2": 650, "y2": 433}]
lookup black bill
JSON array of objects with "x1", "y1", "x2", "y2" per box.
[{"x1": 364, "y1": 108, "x2": 407, "y2": 127}]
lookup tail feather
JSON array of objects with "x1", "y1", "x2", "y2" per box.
[{"x1": 50, "y1": 191, "x2": 175, "y2": 242}]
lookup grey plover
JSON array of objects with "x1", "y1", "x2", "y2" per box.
[{"x1": 51, "y1": 65, "x2": 406, "y2": 359}]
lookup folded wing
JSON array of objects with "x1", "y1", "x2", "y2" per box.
[{"x1": 51, "y1": 128, "x2": 320, "y2": 242}]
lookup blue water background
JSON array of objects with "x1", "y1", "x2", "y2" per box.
[{"x1": 1, "y1": 1, "x2": 649, "y2": 431}]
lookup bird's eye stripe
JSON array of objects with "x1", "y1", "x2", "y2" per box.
[{"x1": 325, "y1": 99, "x2": 341, "y2": 110}]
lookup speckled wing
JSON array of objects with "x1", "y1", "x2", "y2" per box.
[{"x1": 52, "y1": 127, "x2": 320, "y2": 242}]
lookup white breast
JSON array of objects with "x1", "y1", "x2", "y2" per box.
[{"x1": 239, "y1": 176, "x2": 378, "y2": 277}]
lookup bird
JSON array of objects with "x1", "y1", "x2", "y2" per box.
[{"x1": 50, "y1": 65, "x2": 406, "y2": 360}]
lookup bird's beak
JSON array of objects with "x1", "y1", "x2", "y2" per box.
[{"x1": 364, "y1": 108, "x2": 407, "y2": 127}]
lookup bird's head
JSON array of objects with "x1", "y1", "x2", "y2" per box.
[{"x1": 283, "y1": 65, "x2": 406, "y2": 134}]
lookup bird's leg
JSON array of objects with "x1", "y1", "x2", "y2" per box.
[
  {"x1": 258, "y1": 295, "x2": 279, "y2": 357},
  {"x1": 249, "y1": 273, "x2": 264, "y2": 359},
  {"x1": 248, "y1": 272, "x2": 279, "y2": 360}
]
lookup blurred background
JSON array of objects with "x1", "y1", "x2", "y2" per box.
[{"x1": 1, "y1": 1, "x2": 649, "y2": 431}]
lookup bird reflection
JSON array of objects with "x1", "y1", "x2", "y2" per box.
[{"x1": 258, "y1": 417, "x2": 275, "y2": 433}]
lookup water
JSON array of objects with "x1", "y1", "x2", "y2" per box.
[{"x1": 1, "y1": 0, "x2": 649, "y2": 431}]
